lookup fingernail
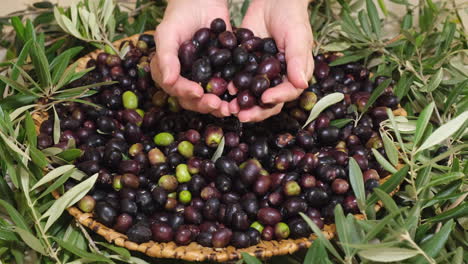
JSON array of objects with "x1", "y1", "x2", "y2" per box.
[
  {"x1": 240, "y1": 116, "x2": 250, "y2": 123},
  {"x1": 302, "y1": 72, "x2": 309, "y2": 87},
  {"x1": 192, "y1": 89, "x2": 203, "y2": 98},
  {"x1": 162, "y1": 68, "x2": 170, "y2": 84}
]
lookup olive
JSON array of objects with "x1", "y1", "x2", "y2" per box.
[
  {"x1": 122, "y1": 109, "x2": 143, "y2": 125},
  {"x1": 215, "y1": 175, "x2": 232, "y2": 193},
  {"x1": 253, "y1": 175, "x2": 271, "y2": 195},
  {"x1": 283, "y1": 197, "x2": 308, "y2": 217},
  {"x1": 289, "y1": 218, "x2": 311, "y2": 238},
  {"x1": 175, "y1": 228, "x2": 192, "y2": 245},
  {"x1": 300, "y1": 174, "x2": 317, "y2": 188},
  {"x1": 203, "y1": 198, "x2": 220, "y2": 220},
  {"x1": 352, "y1": 154, "x2": 369, "y2": 170},
  {"x1": 194, "y1": 143, "x2": 212, "y2": 158},
  {"x1": 204, "y1": 125, "x2": 223, "y2": 148},
  {"x1": 212, "y1": 228, "x2": 232, "y2": 248},
  {"x1": 179, "y1": 40, "x2": 200, "y2": 72},
  {"x1": 317, "y1": 126, "x2": 340, "y2": 145},
  {"x1": 151, "y1": 186, "x2": 168, "y2": 207},
  {"x1": 299, "y1": 91, "x2": 317, "y2": 111},
  {"x1": 126, "y1": 224, "x2": 152, "y2": 243},
  {"x1": 119, "y1": 160, "x2": 140, "y2": 175},
  {"x1": 158, "y1": 175, "x2": 178, "y2": 192},
  {"x1": 78, "y1": 195, "x2": 95, "y2": 213},
  {"x1": 257, "y1": 57, "x2": 281, "y2": 79},
  {"x1": 237, "y1": 90, "x2": 256, "y2": 110},
  {"x1": 224, "y1": 203, "x2": 242, "y2": 225},
  {"x1": 240, "y1": 159, "x2": 261, "y2": 185},
  {"x1": 179, "y1": 190, "x2": 192, "y2": 204},
  {"x1": 250, "y1": 75, "x2": 270, "y2": 97},
  {"x1": 113, "y1": 213, "x2": 133, "y2": 233},
  {"x1": 365, "y1": 179, "x2": 380, "y2": 191},
  {"x1": 76, "y1": 160, "x2": 100, "y2": 176},
  {"x1": 193, "y1": 28, "x2": 211, "y2": 47},
  {"x1": 232, "y1": 210, "x2": 250, "y2": 231},
  {"x1": 305, "y1": 187, "x2": 329, "y2": 208},
  {"x1": 235, "y1": 28, "x2": 254, "y2": 42},
  {"x1": 378, "y1": 94, "x2": 399, "y2": 109},
  {"x1": 257, "y1": 207, "x2": 282, "y2": 226},
  {"x1": 122, "y1": 91, "x2": 138, "y2": 109},
  {"x1": 232, "y1": 47, "x2": 249, "y2": 65},
  {"x1": 250, "y1": 138, "x2": 269, "y2": 160},
  {"x1": 200, "y1": 159, "x2": 217, "y2": 180},
  {"x1": 262, "y1": 38, "x2": 278, "y2": 54},
  {"x1": 124, "y1": 123, "x2": 143, "y2": 144},
  {"x1": 214, "y1": 156, "x2": 239, "y2": 177},
  {"x1": 199, "y1": 221, "x2": 218, "y2": 233},
  {"x1": 184, "y1": 206, "x2": 203, "y2": 224},
  {"x1": 206, "y1": 77, "x2": 227, "y2": 96},
  {"x1": 221, "y1": 64, "x2": 237, "y2": 80},
  {"x1": 233, "y1": 72, "x2": 253, "y2": 90},
  {"x1": 261, "y1": 226, "x2": 274, "y2": 241},
  {"x1": 95, "y1": 202, "x2": 117, "y2": 226},
  {"x1": 314, "y1": 62, "x2": 330, "y2": 80},
  {"x1": 209, "y1": 49, "x2": 232, "y2": 67},
  {"x1": 106, "y1": 55, "x2": 121, "y2": 68},
  {"x1": 121, "y1": 173, "x2": 140, "y2": 189},
  {"x1": 151, "y1": 223, "x2": 174, "y2": 242},
  {"x1": 177, "y1": 141, "x2": 194, "y2": 158},
  {"x1": 218, "y1": 31, "x2": 237, "y2": 50},
  {"x1": 343, "y1": 195, "x2": 358, "y2": 213},
  {"x1": 231, "y1": 232, "x2": 250, "y2": 248},
  {"x1": 274, "y1": 222, "x2": 290, "y2": 240},
  {"x1": 120, "y1": 199, "x2": 138, "y2": 215},
  {"x1": 242, "y1": 37, "x2": 263, "y2": 52},
  {"x1": 210, "y1": 18, "x2": 226, "y2": 34},
  {"x1": 148, "y1": 148, "x2": 166, "y2": 165},
  {"x1": 283, "y1": 181, "x2": 301, "y2": 196},
  {"x1": 191, "y1": 57, "x2": 212, "y2": 84},
  {"x1": 153, "y1": 132, "x2": 174, "y2": 147},
  {"x1": 169, "y1": 214, "x2": 185, "y2": 230},
  {"x1": 197, "y1": 232, "x2": 213, "y2": 247}
]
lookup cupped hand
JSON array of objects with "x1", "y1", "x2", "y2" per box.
[
  {"x1": 150, "y1": 0, "x2": 231, "y2": 117},
  {"x1": 229, "y1": 0, "x2": 314, "y2": 122}
]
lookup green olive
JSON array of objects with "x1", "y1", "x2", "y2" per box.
[
  {"x1": 178, "y1": 141, "x2": 194, "y2": 158},
  {"x1": 168, "y1": 96, "x2": 181, "y2": 112},
  {"x1": 178, "y1": 190, "x2": 192, "y2": 204},
  {"x1": 122, "y1": 91, "x2": 138, "y2": 109},
  {"x1": 274, "y1": 222, "x2": 290, "y2": 239},
  {"x1": 250, "y1": 221, "x2": 264, "y2": 233},
  {"x1": 78, "y1": 195, "x2": 96, "y2": 213},
  {"x1": 113, "y1": 175, "x2": 122, "y2": 191},
  {"x1": 158, "y1": 175, "x2": 178, "y2": 192},
  {"x1": 176, "y1": 164, "x2": 191, "y2": 183},
  {"x1": 154, "y1": 132, "x2": 175, "y2": 146}
]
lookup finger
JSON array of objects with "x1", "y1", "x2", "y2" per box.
[
  {"x1": 154, "y1": 25, "x2": 181, "y2": 86},
  {"x1": 171, "y1": 77, "x2": 204, "y2": 98},
  {"x1": 229, "y1": 98, "x2": 240, "y2": 114},
  {"x1": 284, "y1": 25, "x2": 313, "y2": 89},
  {"x1": 227, "y1": 81, "x2": 237, "y2": 95},
  {"x1": 219, "y1": 101, "x2": 231, "y2": 116},
  {"x1": 237, "y1": 103, "x2": 284, "y2": 123},
  {"x1": 261, "y1": 82, "x2": 303, "y2": 104},
  {"x1": 178, "y1": 94, "x2": 222, "y2": 114}
]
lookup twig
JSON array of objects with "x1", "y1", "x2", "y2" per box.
[{"x1": 75, "y1": 221, "x2": 101, "y2": 253}]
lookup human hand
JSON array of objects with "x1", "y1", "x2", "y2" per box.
[
  {"x1": 229, "y1": 0, "x2": 314, "y2": 122},
  {"x1": 150, "y1": 0, "x2": 231, "y2": 117}
]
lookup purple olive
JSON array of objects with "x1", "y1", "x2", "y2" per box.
[
  {"x1": 237, "y1": 90, "x2": 256, "y2": 110},
  {"x1": 206, "y1": 77, "x2": 228, "y2": 96},
  {"x1": 257, "y1": 57, "x2": 281, "y2": 79}
]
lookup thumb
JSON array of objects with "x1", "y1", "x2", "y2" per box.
[
  {"x1": 283, "y1": 25, "x2": 313, "y2": 89},
  {"x1": 154, "y1": 25, "x2": 181, "y2": 86}
]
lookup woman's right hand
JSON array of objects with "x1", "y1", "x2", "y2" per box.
[{"x1": 150, "y1": 0, "x2": 231, "y2": 117}]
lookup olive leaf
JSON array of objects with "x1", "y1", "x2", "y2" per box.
[
  {"x1": 211, "y1": 136, "x2": 225, "y2": 162},
  {"x1": 302, "y1": 93, "x2": 344, "y2": 128},
  {"x1": 31, "y1": 165, "x2": 75, "y2": 190},
  {"x1": 417, "y1": 111, "x2": 468, "y2": 152},
  {"x1": 42, "y1": 173, "x2": 98, "y2": 232},
  {"x1": 348, "y1": 157, "x2": 366, "y2": 211},
  {"x1": 413, "y1": 102, "x2": 435, "y2": 147},
  {"x1": 358, "y1": 247, "x2": 419, "y2": 262},
  {"x1": 241, "y1": 252, "x2": 261, "y2": 264},
  {"x1": 371, "y1": 148, "x2": 397, "y2": 174},
  {"x1": 53, "y1": 106, "x2": 60, "y2": 145}
]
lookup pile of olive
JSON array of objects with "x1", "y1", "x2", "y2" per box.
[
  {"x1": 38, "y1": 32, "x2": 400, "y2": 248},
  {"x1": 178, "y1": 18, "x2": 286, "y2": 110}
]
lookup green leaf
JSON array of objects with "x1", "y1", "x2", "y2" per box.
[
  {"x1": 330, "y1": 118, "x2": 353, "y2": 128},
  {"x1": 38, "y1": 169, "x2": 74, "y2": 199},
  {"x1": 414, "y1": 220, "x2": 455, "y2": 264},
  {"x1": 241, "y1": 253, "x2": 261, "y2": 264},
  {"x1": 366, "y1": 0, "x2": 381, "y2": 37},
  {"x1": 32, "y1": 165, "x2": 74, "y2": 190},
  {"x1": 211, "y1": 136, "x2": 225, "y2": 162},
  {"x1": 42, "y1": 173, "x2": 98, "y2": 232},
  {"x1": 96, "y1": 242, "x2": 131, "y2": 259},
  {"x1": 377, "y1": 0, "x2": 388, "y2": 15},
  {"x1": 358, "y1": 10, "x2": 372, "y2": 35},
  {"x1": 303, "y1": 93, "x2": 344, "y2": 128},
  {"x1": 358, "y1": 247, "x2": 419, "y2": 262},
  {"x1": 24, "y1": 111, "x2": 37, "y2": 147},
  {"x1": 57, "y1": 148, "x2": 83, "y2": 162},
  {"x1": 423, "y1": 68, "x2": 443, "y2": 92},
  {"x1": 329, "y1": 50, "x2": 372, "y2": 66},
  {"x1": 427, "y1": 202, "x2": 467, "y2": 223},
  {"x1": 418, "y1": 111, "x2": 468, "y2": 152},
  {"x1": 371, "y1": 148, "x2": 397, "y2": 174},
  {"x1": 30, "y1": 147, "x2": 48, "y2": 168},
  {"x1": 348, "y1": 157, "x2": 366, "y2": 211},
  {"x1": 300, "y1": 213, "x2": 344, "y2": 262},
  {"x1": 12, "y1": 227, "x2": 47, "y2": 255},
  {"x1": 424, "y1": 172, "x2": 465, "y2": 190},
  {"x1": 367, "y1": 166, "x2": 408, "y2": 207},
  {"x1": 53, "y1": 106, "x2": 60, "y2": 144},
  {"x1": 321, "y1": 42, "x2": 351, "y2": 52},
  {"x1": 11, "y1": 17, "x2": 25, "y2": 42},
  {"x1": 381, "y1": 132, "x2": 398, "y2": 166},
  {"x1": 334, "y1": 205, "x2": 352, "y2": 257},
  {"x1": 444, "y1": 80, "x2": 467, "y2": 116},
  {"x1": 53, "y1": 237, "x2": 113, "y2": 263},
  {"x1": 0, "y1": 75, "x2": 40, "y2": 97},
  {"x1": 12, "y1": 40, "x2": 32, "y2": 80},
  {"x1": 414, "y1": 102, "x2": 435, "y2": 147},
  {"x1": 29, "y1": 42, "x2": 52, "y2": 89},
  {"x1": 0, "y1": 200, "x2": 30, "y2": 231},
  {"x1": 362, "y1": 79, "x2": 391, "y2": 114},
  {"x1": 304, "y1": 240, "x2": 329, "y2": 264}
]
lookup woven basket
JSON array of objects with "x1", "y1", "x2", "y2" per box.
[{"x1": 33, "y1": 32, "x2": 408, "y2": 262}]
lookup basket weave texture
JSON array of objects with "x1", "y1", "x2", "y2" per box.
[{"x1": 34, "y1": 31, "x2": 407, "y2": 262}]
